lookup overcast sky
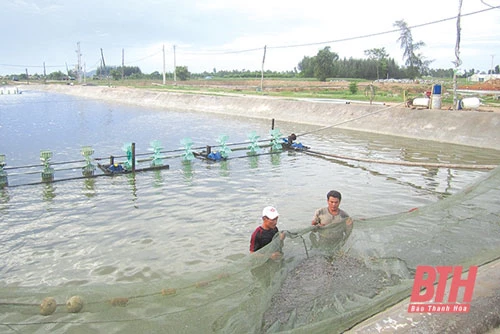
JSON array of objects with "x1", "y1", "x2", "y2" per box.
[{"x1": 1, "y1": 0, "x2": 499, "y2": 76}]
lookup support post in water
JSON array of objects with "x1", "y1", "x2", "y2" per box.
[
  {"x1": 122, "y1": 143, "x2": 136, "y2": 171},
  {"x1": 0, "y1": 154, "x2": 7, "y2": 187},
  {"x1": 132, "y1": 143, "x2": 136, "y2": 172}
]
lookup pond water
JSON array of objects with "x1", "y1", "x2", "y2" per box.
[{"x1": 0, "y1": 90, "x2": 499, "y2": 332}]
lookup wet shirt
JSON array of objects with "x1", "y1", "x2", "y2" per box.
[
  {"x1": 312, "y1": 208, "x2": 349, "y2": 226},
  {"x1": 250, "y1": 226, "x2": 279, "y2": 252}
]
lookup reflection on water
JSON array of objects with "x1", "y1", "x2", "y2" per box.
[
  {"x1": 83, "y1": 177, "x2": 97, "y2": 198},
  {"x1": 42, "y1": 183, "x2": 56, "y2": 202},
  {"x1": 271, "y1": 152, "x2": 281, "y2": 166},
  {"x1": 248, "y1": 154, "x2": 259, "y2": 169},
  {"x1": 0, "y1": 91, "x2": 499, "y2": 288},
  {"x1": 0, "y1": 188, "x2": 10, "y2": 205},
  {"x1": 1, "y1": 91, "x2": 500, "y2": 333},
  {"x1": 181, "y1": 160, "x2": 194, "y2": 183},
  {"x1": 219, "y1": 160, "x2": 230, "y2": 177},
  {"x1": 126, "y1": 173, "x2": 138, "y2": 207}
]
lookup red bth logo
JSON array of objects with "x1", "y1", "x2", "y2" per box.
[{"x1": 408, "y1": 265, "x2": 477, "y2": 313}]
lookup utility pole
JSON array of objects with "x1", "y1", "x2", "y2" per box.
[
  {"x1": 99, "y1": 58, "x2": 103, "y2": 80},
  {"x1": 173, "y1": 45, "x2": 177, "y2": 85},
  {"x1": 122, "y1": 48, "x2": 125, "y2": 81},
  {"x1": 100, "y1": 48, "x2": 109, "y2": 85},
  {"x1": 25, "y1": 68, "x2": 29, "y2": 85},
  {"x1": 76, "y1": 42, "x2": 82, "y2": 83},
  {"x1": 452, "y1": 0, "x2": 463, "y2": 110},
  {"x1": 162, "y1": 44, "x2": 166, "y2": 85},
  {"x1": 43, "y1": 62, "x2": 47, "y2": 84},
  {"x1": 491, "y1": 55, "x2": 495, "y2": 80},
  {"x1": 260, "y1": 45, "x2": 267, "y2": 92},
  {"x1": 100, "y1": 49, "x2": 106, "y2": 72}
]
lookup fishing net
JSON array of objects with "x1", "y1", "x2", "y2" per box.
[{"x1": 1, "y1": 166, "x2": 500, "y2": 333}]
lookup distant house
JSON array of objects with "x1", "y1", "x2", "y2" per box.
[{"x1": 468, "y1": 73, "x2": 500, "y2": 82}]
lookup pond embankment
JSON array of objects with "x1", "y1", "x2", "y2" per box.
[{"x1": 28, "y1": 84, "x2": 500, "y2": 151}]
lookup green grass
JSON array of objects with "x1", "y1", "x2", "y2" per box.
[{"x1": 16, "y1": 77, "x2": 499, "y2": 107}]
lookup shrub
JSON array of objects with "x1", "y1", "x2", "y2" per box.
[{"x1": 349, "y1": 82, "x2": 358, "y2": 94}]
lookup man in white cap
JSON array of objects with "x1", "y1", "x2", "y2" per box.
[{"x1": 250, "y1": 206, "x2": 285, "y2": 258}]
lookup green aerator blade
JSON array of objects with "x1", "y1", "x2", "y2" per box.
[
  {"x1": 217, "y1": 134, "x2": 232, "y2": 159},
  {"x1": 149, "y1": 140, "x2": 163, "y2": 167},
  {"x1": 180, "y1": 138, "x2": 195, "y2": 161},
  {"x1": 247, "y1": 131, "x2": 261, "y2": 154},
  {"x1": 122, "y1": 143, "x2": 133, "y2": 170},
  {"x1": 40, "y1": 150, "x2": 54, "y2": 181},
  {"x1": 81, "y1": 146, "x2": 96, "y2": 176},
  {"x1": 269, "y1": 128, "x2": 283, "y2": 151}
]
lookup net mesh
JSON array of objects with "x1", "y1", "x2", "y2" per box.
[{"x1": 1, "y1": 167, "x2": 500, "y2": 333}]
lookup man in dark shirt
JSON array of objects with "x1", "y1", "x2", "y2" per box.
[{"x1": 250, "y1": 206, "x2": 284, "y2": 259}]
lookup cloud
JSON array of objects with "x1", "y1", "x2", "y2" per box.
[{"x1": 1, "y1": 0, "x2": 499, "y2": 75}]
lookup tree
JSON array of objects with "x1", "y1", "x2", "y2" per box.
[
  {"x1": 95, "y1": 66, "x2": 114, "y2": 78},
  {"x1": 176, "y1": 66, "x2": 190, "y2": 81},
  {"x1": 314, "y1": 47, "x2": 339, "y2": 81},
  {"x1": 364, "y1": 48, "x2": 389, "y2": 80},
  {"x1": 110, "y1": 69, "x2": 121, "y2": 80},
  {"x1": 412, "y1": 52, "x2": 433, "y2": 77},
  {"x1": 393, "y1": 20, "x2": 429, "y2": 79},
  {"x1": 149, "y1": 71, "x2": 162, "y2": 80},
  {"x1": 297, "y1": 56, "x2": 315, "y2": 78},
  {"x1": 47, "y1": 71, "x2": 66, "y2": 80},
  {"x1": 108, "y1": 66, "x2": 142, "y2": 80}
]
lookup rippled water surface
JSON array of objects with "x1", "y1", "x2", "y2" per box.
[{"x1": 1, "y1": 90, "x2": 499, "y2": 287}]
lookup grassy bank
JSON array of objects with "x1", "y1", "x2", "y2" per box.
[
  {"x1": 8, "y1": 77, "x2": 500, "y2": 110},
  {"x1": 89, "y1": 78, "x2": 455, "y2": 105},
  {"x1": 85, "y1": 77, "x2": 500, "y2": 108}
]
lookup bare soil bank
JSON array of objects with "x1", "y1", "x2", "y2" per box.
[{"x1": 29, "y1": 84, "x2": 500, "y2": 151}]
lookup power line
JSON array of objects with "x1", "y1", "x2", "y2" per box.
[
  {"x1": 180, "y1": 6, "x2": 500, "y2": 55},
  {"x1": 0, "y1": 63, "x2": 72, "y2": 69},
  {"x1": 181, "y1": 47, "x2": 264, "y2": 56},
  {"x1": 235, "y1": 6, "x2": 500, "y2": 53},
  {"x1": 480, "y1": 0, "x2": 499, "y2": 8},
  {"x1": 125, "y1": 49, "x2": 163, "y2": 65},
  {"x1": 1, "y1": 6, "x2": 498, "y2": 70}
]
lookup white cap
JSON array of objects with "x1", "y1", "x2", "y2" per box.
[{"x1": 262, "y1": 206, "x2": 279, "y2": 219}]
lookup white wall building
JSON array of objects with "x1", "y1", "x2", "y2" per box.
[{"x1": 468, "y1": 73, "x2": 500, "y2": 82}]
